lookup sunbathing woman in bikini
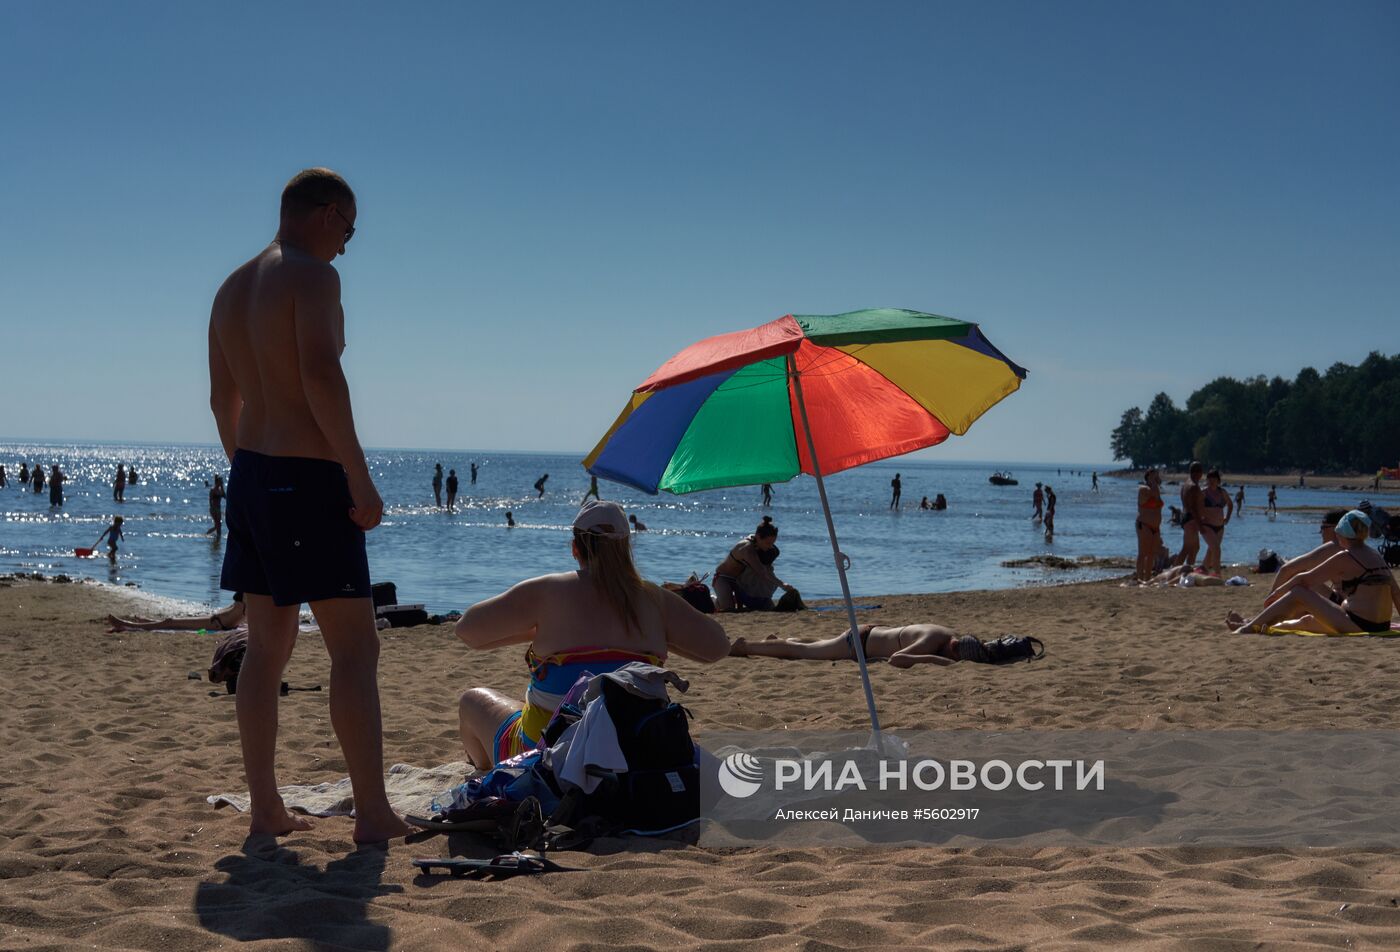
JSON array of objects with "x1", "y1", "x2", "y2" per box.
[
  {"x1": 107, "y1": 593, "x2": 245, "y2": 631},
  {"x1": 455, "y1": 500, "x2": 730, "y2": 768},
  {"x1": 1135, "y1": 469, "x2": 1165, "y2": 581},
  {"x1": 1227, "y1": 510, "x2": 1400, "y2": 634},
  {"x1": 730, "y1": 624, "x2": 1043, "y2": 667}
]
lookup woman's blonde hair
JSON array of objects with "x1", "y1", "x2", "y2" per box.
[{"x1": 574, "y1": 529, "x2": 648, "y2": 634}]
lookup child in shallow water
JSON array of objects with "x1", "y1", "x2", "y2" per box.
[{"x1": 96, "y1": 516, "x2": 124, "y2": 562}]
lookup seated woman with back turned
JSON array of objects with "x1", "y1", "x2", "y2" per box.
[
  {"x1": 456, "y1": 500, "x2": 730, "y2": 768},
  {"x1": 1228, "y1": 510, "x2": 1400, "y2": 634}
]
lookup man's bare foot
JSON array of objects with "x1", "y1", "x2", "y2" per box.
[
  {"x1": 729, "y1": 637, "x2": 748, "y2": 657},
  {"x1": 353, "y1": 812, "x2": 412, "y2": 844},
  {"x1": 249, "y1": 806, "x2": 314, "y2": 836}
]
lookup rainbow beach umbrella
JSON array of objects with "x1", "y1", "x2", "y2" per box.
[{"x1": 583, "y1": 308, "x2": 1027, "y2": 739}]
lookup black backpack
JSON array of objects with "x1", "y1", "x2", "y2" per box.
[{"x1": 546, "y1": 678, "x2": 700, "y2": 837}]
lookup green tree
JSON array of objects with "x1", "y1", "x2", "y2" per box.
[
  {"x1": 1110, "y1": 407, "x2": 1145, "y2": 466},
  {"x1": 1140, "y1": 393, "x2": 1187, "y2": 467},
  {"x1": 1115, "y1": 353, "x2": 1399, "y2": 473}
]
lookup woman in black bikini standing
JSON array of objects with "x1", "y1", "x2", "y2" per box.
[
  {"x1": 1135, "y1": 468, "x2": 1164, "y2": 581},
  {"x1": 1228, "y1": 511, "x2": 1399, "y2": 634},
  {"x1": 1199, "y1": 469, "x2": 1234, "y2": 574}
]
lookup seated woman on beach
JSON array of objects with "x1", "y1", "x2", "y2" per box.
[
  {"x1": 1227, "y1": 510, "x2": 1400, "y2": 634},
  {"x1": 455, "y1": 500, "x2": 730, "y2": 768},
  {"x1": 107, "y1": 593, "x2": 245, "y2": 632},
  {"x1": 1135, "y1": 469, "x2": 1164, "y2": 581},
  {"x1": 712, "y1": 516, "x2": 795, "y2": 612},
  {"x1": 730, "y1": 624, "x2": 1043, "y2": 667}
]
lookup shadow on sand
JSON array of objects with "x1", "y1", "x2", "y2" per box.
[{"x1": 194, "y1": 836, "x2": 400, "y2": 950}]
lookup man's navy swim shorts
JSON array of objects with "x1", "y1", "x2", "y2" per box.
[{"x1": 221, "y1": 449, "x2": 371, "y2": 606}]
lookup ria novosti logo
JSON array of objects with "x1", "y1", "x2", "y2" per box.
[
  {"x1": 717, "y1": 752, "x2": 765, "y2": 798},
  {"x1": 715, "y1": 748, "x2": 1105, "y2": 798}
]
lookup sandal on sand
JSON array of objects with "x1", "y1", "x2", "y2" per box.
[
  {"x1": 407, "y1": 796, "x2": 545, "y2": 851},
  {"x1": 412, "y1": 851, "x2": 576, "y2": 879}
]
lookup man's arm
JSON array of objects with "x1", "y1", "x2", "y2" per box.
[
  {"x1": 455, "y1": 578, "x2": 543, "y2": 649},
  {"x1": 292, "y1": 263, "x2": 380, "y2": 529},
  {"x1": 208, "y1": 316, "x2": 241, "y2": 463},
  {"x1": 1266, "y1": 543, "x2": 1334, "y2": 601},
  {"x1": 1186, "y1": 487, "x2": 1206, "y2": 521}
]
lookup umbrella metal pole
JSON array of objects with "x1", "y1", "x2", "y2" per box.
[{"x1": 787, "y1": 355, "x2": 884, "y2": 745}]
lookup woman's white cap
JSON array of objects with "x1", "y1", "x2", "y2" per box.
[
  {"x1": 1334, "y1": 510, "x2": 1371, "y2": 540},
  {"x1": 573, "y1": 499, "x2": 630, "y2": 539}
]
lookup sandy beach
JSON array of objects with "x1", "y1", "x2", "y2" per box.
[
  {"x1": 4, "y1": 574, "x2": 1400, "y2": 950},
  {"x1": 1107, "y1": 469, "x2": 1400, "y2": 495}
]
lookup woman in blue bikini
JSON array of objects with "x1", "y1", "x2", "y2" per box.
[{"x1": 455, "y1": 500, "x2": 730, "y2": 768}]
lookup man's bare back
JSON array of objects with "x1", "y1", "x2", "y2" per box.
[{"x1": 210, "y1": 243, "x2": 344, "y2": 462}]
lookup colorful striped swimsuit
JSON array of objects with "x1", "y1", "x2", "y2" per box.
[{"x1": 492, "y1": 644, "x2": 665, "y2": 765}]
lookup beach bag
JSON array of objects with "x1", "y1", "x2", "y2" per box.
[
  {"x1": 550, "y1": 677, "x2": 700, "y2": 836},
  {"x1": 775, "y1": 588, "x2": 807, "y2": 612},
  {"x1": 679, "y1": 581, "x2": 715, "y2": 614},
  {"x1": 981, "y1": 635, "x2": 1045, "y2": 665},
  {"x1": 371, "y1": 581, "x2": 398, "y2": 609},
  {"x1": 208, "y1": 630, "x2": 249, "y2": 693}
]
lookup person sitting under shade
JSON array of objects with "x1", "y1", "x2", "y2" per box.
[
  {"x1": 1228, "y1": 511, "x2": 1399, "y2": 634},
  {"x1": 730, "y1": 623, "x2": 1043, "y2": 667},
  {"x1": 455, "y1": 500, "x2": 729, "y2": 768}
]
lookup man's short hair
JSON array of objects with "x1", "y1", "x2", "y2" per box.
[
  {"x1": 280, "y1": 168, "x2": 355, "y2": 217},
  {"x1": 1323, "y1": 508, "x2": 1347, "y2": 527}
]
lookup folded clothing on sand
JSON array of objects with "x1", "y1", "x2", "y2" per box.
[
  {"x1": 207, "y1": 762, "x2": 471, "y2": 817},
  {"x1": 1263, "y1": 624, "x2": 1400, "y2": 638}
]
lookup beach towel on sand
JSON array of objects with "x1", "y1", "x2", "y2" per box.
[
  {"x1": 208, "y1": 762, "x2": 470, "y2": 817},
  {"x1": 1263, "y1": 623, "x2": 1400, "y2": 638}
]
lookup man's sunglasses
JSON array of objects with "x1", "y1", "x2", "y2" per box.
[{"x1": 320, "y1": 203, "x2": 355, "y2": 241}]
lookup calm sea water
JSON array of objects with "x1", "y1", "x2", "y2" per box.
[{"x1": 0, "y1": 440, "x2": 1366, "y2": 612}]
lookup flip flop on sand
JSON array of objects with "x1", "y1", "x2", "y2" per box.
[{"x1": 412, "y1": 852, "x2": 576, "y2": 879}]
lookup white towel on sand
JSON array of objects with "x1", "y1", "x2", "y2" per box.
[{"x1": 207, "y1": 762, "x2": 471, "y2": 817}]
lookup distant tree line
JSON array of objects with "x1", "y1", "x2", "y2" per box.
[{"x1": 1110, "y1": 352, "x2": 1400, "y2": 473}]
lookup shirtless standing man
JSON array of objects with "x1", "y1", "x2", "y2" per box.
[
  {"x1": 1176, "y1": 461, "x2": 1206, "y2": 567},
  {"x1": 208, "y1": 168, "x2": 409, "y2": 843}
]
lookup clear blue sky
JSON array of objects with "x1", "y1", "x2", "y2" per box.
[{"x1": 2, "y1": 1, "x2": 1396, "y2": 463}]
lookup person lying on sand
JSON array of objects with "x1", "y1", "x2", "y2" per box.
[
  {"x1": 1227, "y1": 511, "x2": 1400, "y2": 634},
  {"x1": 1144, "y1": 564, "x2": 1226, "y2": 587},
  {"x1": 455, "y1": 500, "x2": 730, "y2": 768},
  {"x1": 730, "y1": 624, "x2": 1043, "y2": 667},
  {"x1": 108, "y1": 592, "x2": 245, "y2": 631}
]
